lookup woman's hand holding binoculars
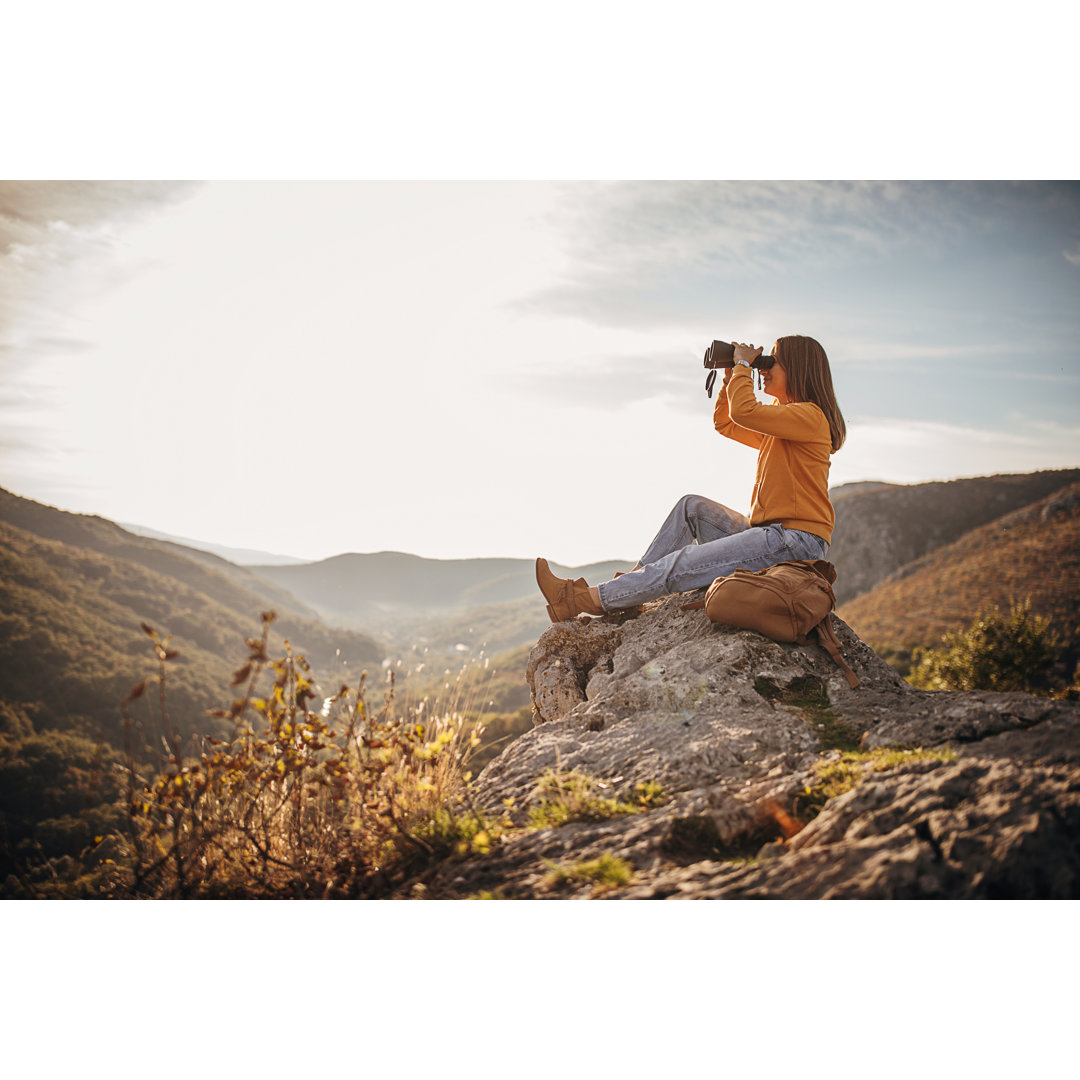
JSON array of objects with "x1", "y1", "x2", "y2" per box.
[
  {"x1": 731, "y1": 342, "x2": 764, "y2": 366},
  {"x1": 703, "y1": 339, "x2": 774, "y2": 397}
]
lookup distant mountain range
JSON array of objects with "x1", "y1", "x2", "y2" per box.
[
  {"x1": 118, "y1": 521, "x2": 308, "y2": 566},
  {"x1": 249, "y1": 552, "x2": 627, "y2": 614},
  {"x1": 248, "y1": 552, "x2": 629, "y2": 661}
]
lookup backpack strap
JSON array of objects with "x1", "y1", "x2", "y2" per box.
[
  {"x1": 813, "y1": 617, "x2": 861, "y2": 689},
  {"x1": 679, "y1": 599, "x2": 707, "y2": 611}
]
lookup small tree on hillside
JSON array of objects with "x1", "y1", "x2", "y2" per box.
[{"x1": 908, "y1": 600, "x2": 1057, "y2": 694}]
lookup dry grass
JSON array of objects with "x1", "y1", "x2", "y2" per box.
[
  {"x1": 838, "y1": 498, "x2": 1080, "y2": 681},
  {"x1": 111, "y1": 614, "x2": 498, "y2": 898}
]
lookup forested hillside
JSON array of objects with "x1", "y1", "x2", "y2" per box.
[
  {"x1": 0, "y1": 487, "x2": 320, "y2": 619},
  {"x1": 0, "y1": 491, "x2": 385, "y2": 888},
  {"x1": 0, "y1": 517, "x2": 381, "y2": 747}
]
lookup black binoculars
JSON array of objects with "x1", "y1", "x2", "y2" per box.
[
  {"x1": 703, "y1": 340, "x2": 775, "y2": 370},
  {"x1": 703, "y1": 340, "x2": 774, "y2": 398}
]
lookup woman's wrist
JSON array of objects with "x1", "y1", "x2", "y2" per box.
[{"x1": 732, "y1": 341, "x2": 763, "y2": 367}]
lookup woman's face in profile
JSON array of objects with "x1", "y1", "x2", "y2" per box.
[{"x1": 762, "y1": 345, "x2": 788, "y2": 402}]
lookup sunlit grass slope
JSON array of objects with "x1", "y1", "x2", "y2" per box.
[
  {"x1": 829, "y1": 469, "x2": 1080, "y2": 605},
  {"x1": 838, "y1": 482, "x2": 1080, "y2": 677}
]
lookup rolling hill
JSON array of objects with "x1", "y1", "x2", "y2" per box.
[
  {"x1": 0, "y1": 487, "x2": 322, "y2": 618},
  {"x1": 248, "y1": 551, "x2": 630, "y2": 640},
  {"x1": 0, "y1": 488, "x2": 385, "y2": 753},
  {"x1": 828, "y1": 469, "x2": 1080, "y2": 605},
  {"x1": 837, "y1": 482, "x2": 1080, "y2": 678},
  {"x1": 119, "y1": 520, "x2": 307, "y2": 566}
]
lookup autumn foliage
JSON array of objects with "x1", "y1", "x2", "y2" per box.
[{"x1": 0, "y1": 613, "x2": 492, "y2": 898}]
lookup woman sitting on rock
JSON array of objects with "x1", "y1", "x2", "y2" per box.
[{"x1": 536, "y1": 335, "x2": 847, "y2": 621}]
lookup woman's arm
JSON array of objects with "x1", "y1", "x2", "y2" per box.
[
  {"x1": 713, "y1": 368, "x2": 763, "y2": 448},
  {"x1": 726, "y1": 366, "x2": 826, "y2": 442}
]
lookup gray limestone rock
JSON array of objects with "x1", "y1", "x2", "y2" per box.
[{"x1": 421, "y1": 590, "x2": 1080, "y2": 900}]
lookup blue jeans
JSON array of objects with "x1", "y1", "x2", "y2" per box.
[{"x1": 596, "y1": 493, "x2": 829, "y2": 611}]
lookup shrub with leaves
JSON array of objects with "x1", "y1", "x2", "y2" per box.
[
  {"x1": 907, "y1": 600, "x2": 1057, "y2": 694},
  {"x1": 112, "y1": 613, "x2": 498, "y2": 898}
]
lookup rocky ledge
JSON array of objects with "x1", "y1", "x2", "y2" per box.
[{"x1": 419, "y1": 591, "x2": 1080, "y2": 899}]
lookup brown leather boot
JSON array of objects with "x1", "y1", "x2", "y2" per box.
[{"x1": 536, "y1": 558, "x2": 605, "y2": 622}]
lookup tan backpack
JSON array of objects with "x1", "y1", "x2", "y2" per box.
[{"x1": 682, "y1": 559, "x2": 860, "y2": 688}]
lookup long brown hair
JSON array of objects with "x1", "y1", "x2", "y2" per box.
[{"x1": 773, "y1": 335, "x2": 846, "y2": 453}]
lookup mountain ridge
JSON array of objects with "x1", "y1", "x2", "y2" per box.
[
  {"x1": 838, "y1": 480, "x2": 1080, "y2": 676},
  {"x1": 118, "y1": 521, "x2": 308, "y2": 566},
  {"x1": 828, "y1": 468, "x2": 1080, "y2": 605},
  {"x1": 0, "y1": 489, "x2": 385, "y2": 751},
  {"x1": 0, "y1": 487, "x2": 322, "y2": 621},
  {"x1": 248, "y1": 551, "x2": 631, "y2": 627}
]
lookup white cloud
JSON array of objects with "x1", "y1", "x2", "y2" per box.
[
  {"x1": 0, "y1": 181, "x2": 195, "y2": 353},
  {"x1": 836, "y1": 416, "x2": 1080, "y2": 488}
]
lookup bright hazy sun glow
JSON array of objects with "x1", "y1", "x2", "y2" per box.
[{"x1": 2, "y1": 180, "x2": 1078, "y2": 565}]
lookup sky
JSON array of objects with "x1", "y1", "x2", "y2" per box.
[{"x1": 1, "y1": 179, "x2": 1078, "y2": 565}]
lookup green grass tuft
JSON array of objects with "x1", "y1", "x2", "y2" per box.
[
  {"x1": 526, "y1": 768, "x2": 666, "y2": 829},
  {"x1": 793, "y1": 745, "x2": 957, "y2": 821},
  {"x1": 543, "y1": 852, "x2": 634, "y2": 893}
]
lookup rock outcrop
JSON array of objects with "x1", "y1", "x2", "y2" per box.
[{"x1": 419, "y1": 591, "x2": 1080, "y2": 899}]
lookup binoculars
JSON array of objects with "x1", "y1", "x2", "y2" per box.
[
  {"x1": 703, "y1": 340, "x2": 775, "y2": 371},
  {"x1": 703, "y1": 340, "x2": 774, "y2": 397}
]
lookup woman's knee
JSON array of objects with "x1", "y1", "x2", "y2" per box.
[
  {"x1": 677, "y1": 493, "x2": 711, "y2": 523},
  {"x1": 683, "y1": 494, "x2": 743, "y2": 539}
]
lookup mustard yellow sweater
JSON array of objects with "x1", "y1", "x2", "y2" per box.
[{"x1": 712, "y1": 365, "x2": 835, "y2": 544}]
